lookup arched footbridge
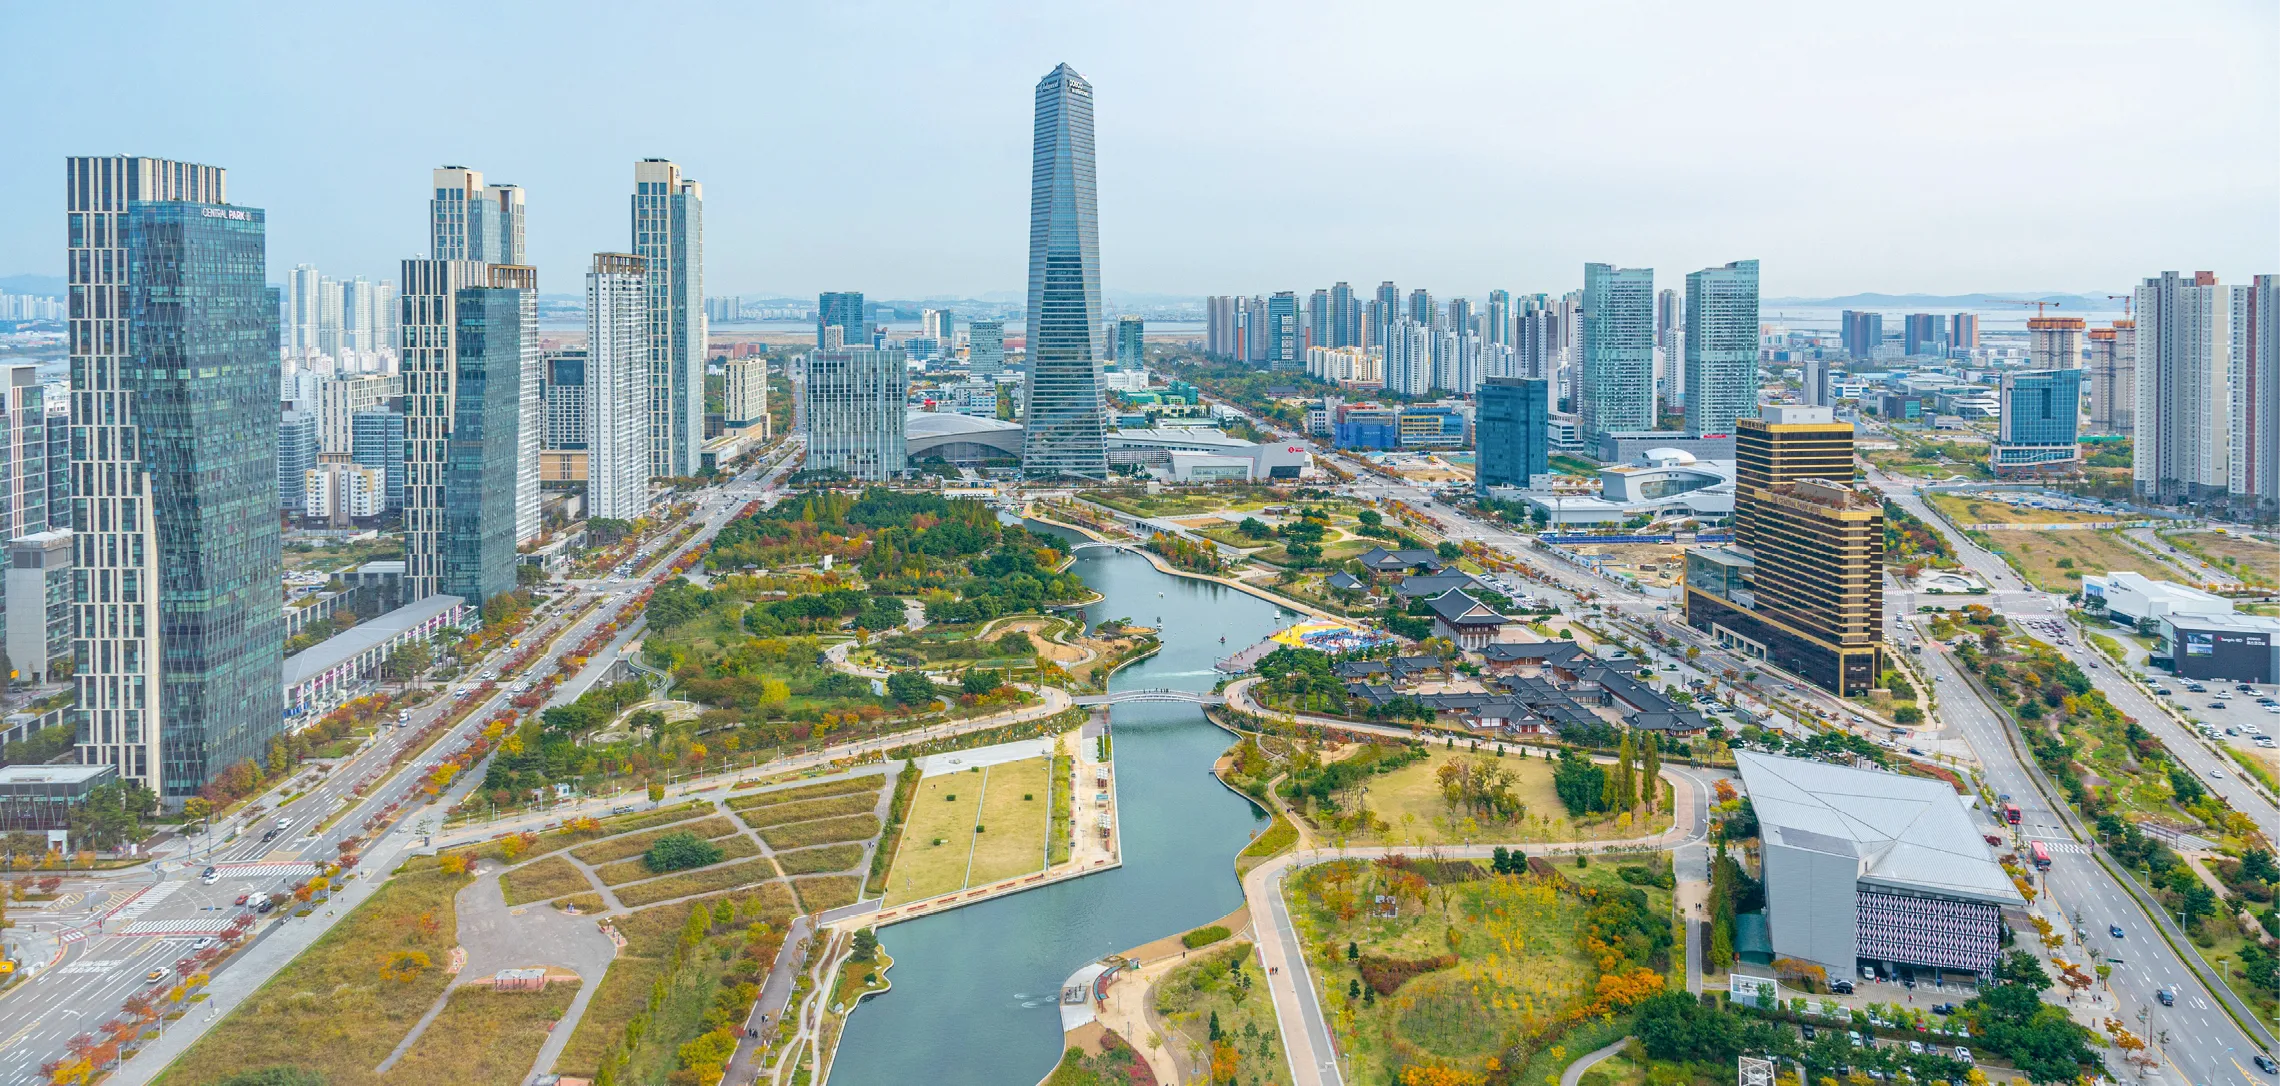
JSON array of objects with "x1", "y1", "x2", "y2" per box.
[
  {"x1": 1071, "y1": 688, "x2": 1226, "y2": 707},
  {"x1": 1066, "y1": 540, "x2": 1148, "y2": 554}
]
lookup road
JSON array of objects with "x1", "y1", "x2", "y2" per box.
[{"x1": 0, "y1": 444, "x2": 805, "y2": 1082}]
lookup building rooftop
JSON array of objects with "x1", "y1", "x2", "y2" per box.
[
  {"x1": 0, "y1": 764, "x2": 115, "y2": 786},
  {"x1": 282, "y1": 593, "x2": 466, "y2": 688},
  {"x1": 2163, "y1": 612, "x2": 2280, "y2": 635},
  {"x1": 1736, "y1": 751, "x2": 2023, "y2": 906},
  {"x1": 2094, "y1": 570, "x2": 2230, "y2": 612},
  {"x1": 905, "y1": 411, "x2": 1022, "y2": 438}
]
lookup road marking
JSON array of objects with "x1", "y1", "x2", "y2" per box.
[
  {"x1": 111, "y1": 879, "x2": 184, "y2": 923},
  {"x1": 52, "y1": 959, "x2": 120, "y2": 976}
]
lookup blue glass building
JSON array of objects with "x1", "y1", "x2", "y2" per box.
[
  {"x1": 1683, "y1": 259, "x2": 1760, "y2": 437},
  {"x1": 351, "y1": 409, "x2": 406, "y2": 512},
  {"x1": 1991, "y1": 368, "x2": 2085, "y2": 475},
  {"x1": 125, "y1": 199, "x2": 286, "y2": 798},
  {"x1": 1476, "y1": 377, "x2": 1550, "y2": 495},
  {"x1": 443, "y1": 287, "x2": 526, "y2": 607},
  {"x1": 1021, "y1": 63, "x2": 1110, "y2": 478},
  {"x1": 1581, "y1": 263, "x2": 1657, "y2": 447},
  {"x1": 817, "y1": 291, "x2": 865, "y2": 348}
]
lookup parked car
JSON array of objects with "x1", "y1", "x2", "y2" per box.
[{"x1": 1953, "y1": 1048, "x2": 1974, "y2": 1065}]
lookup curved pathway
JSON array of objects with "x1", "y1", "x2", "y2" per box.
[{"x1": 1559, "y1": 1040, "x2": 1630, "y2": 1086}]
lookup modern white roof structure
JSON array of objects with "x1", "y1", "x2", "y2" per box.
[
  {"x1": 1737, "y1": 750, "x2": 2021, "y2": 906},
  {"x1": 2085, "y1": 570, "x2": 2231, "y2": 625}
]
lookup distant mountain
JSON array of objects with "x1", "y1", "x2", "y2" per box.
[
  {"x1": 0, "y1": 274, "x2": 64, "y2": 298},
  {"x1": 1763, "y1": 292, "x2": 2122, "y2": 309}
]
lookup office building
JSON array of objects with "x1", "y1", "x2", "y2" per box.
[
  {"x1": 587, "y1": 252, "x2": 650, "y2": 521},
  {"x1": 1841, "y1": 311, "x2": 1883, "y2": 360},
  {"x1": 1114, "y1": 316, "x2": 1145, "y2": 368},
  {"x1": 2133, "y1": 272, "x2": 2232, "y2": 503},
  {"x1": 1580, "y1": 264, "x2": 1656, "y2": 447},
  {"x1": 725, "y1": 356, "x2": 768, "y2": 431},
  {"x1": 1902, "y1": 313, "x2": 1944, "y2": 358},
  {"x1": 921, "y1": 308, "x2": 954, "y2": 345},
  {"x1": 6, "y1": 530, "x2": 72, "y2": 685},
  {"x1": 2240, "y1": 276, "x2": 2280, "y2": 514},
  {"x1": 1801, "y1": 358, "x2": 1834, "y2": 408},
  {"x1": 1475, "y1": 377, "x2": 1549, "y2": 496},
  {"x1": 69, "y1": 156, "x2": 285, "y2": 797},
  {"x1": 2028, "y1": 316, "x2": 2085, "y2": 371},
  {"x1": 969, "y1": 318, "x2": 1005, "y2": 376},
  {"x1": 1020, "y1": 63, "x2": 1110, "y2": 478},
  {"x1": 1686, "y1": 406, "x2": 1881, "y2": 696},
  {"x1": 542, "y1": 350, "x2": 587, "y2": 450},
  {"x1": 803, "y1": 347, "x2": 907, "y2": 480},
  {"x1": 279, "y1": 410, "x2": 319, "y2": 510},
  {"x1": 1991, "y1": 368, "x2": 2084, "y2": 475},
  {"x1": 351, "y1": 409, "x2": 405, "y2": 513},
  {"x1": 442, "y1": 283, "x2": 526, "y2": 607},
  {"x1": 632, "y1": 160, "x2": 705, "y2": 480},
  {"x1": 0, "y1": 367, "x2": 49, "y2": 539},
  {"x1": 314, "y1": 372, "x2": 398, "y2": 458},
  {"x1": 818, "y1": 292, "x2": 865, "y2": 349},
  {"x1": 1265, "y1": 293, "x2": 1298, "y2": 370},
  {"x1": 1738, "y1": 751, "x2": 2021, "y2": 979},
  {"x1": 402, "y1": 259, "x2": 529, "y2": 602},
  {"x1": 1949, "y1": 313, "x2": 1979, "y2": 353},
  {"x1": 429, "y1": 166, "x2": 525, "y2": 265},
  {"x1": 1683, "y1": 259, "x2": 1759, "y2": 437},
  {"x1": 43, "y1": 403, "x2": 66, "y2": 530},
  {"x1": 2087, "y1": 322, "x2": 2135, "y2": 434}
]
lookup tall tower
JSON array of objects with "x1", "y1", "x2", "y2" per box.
[
  {"x1": 2087, "y1": 321, "x2": 2136, "y2": 434},
  {"x1": 586, "y1": 253, "x2": 651, "y2": 521},
  {"x1": 2133, "y1": 272, "x2": 2231, "y2": 504},
  {"x1": 429, "y1": 167, "x2": 525, "y2": 264},
  {"x1": 633, "y1": 159, "x2": 705, "y2": 480},
  {"x1": 67, "y1": 156, "x2": 285, "y2": 799},
  {"x1": 1580, "y1": 263, "x2": 1656, "y2": 447},
  {"x1": 2027, "y1": 316, "x2": 2085, "y2": 370},
  {"x1": 1020, "y1": 63, "x2": 1109, "y2": 478},
  {"x1": 1683, "y1": 259, "x2": 1759, "y2": 437}
]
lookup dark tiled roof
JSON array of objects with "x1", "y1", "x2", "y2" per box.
[
  {"x1": 1427, "y1": 589, "x2": 1509, "y2": 628},
  {"x1": 1359, "y1": 547, "x2": 1444, "y2": 573},
  {"x1": 1325, "y1": 572, "x2": 1367, "y2": 592},
  {"x1": 1580, "y1": 666, "x2": 1676, "y2": 714},
  {"x1": 1393, "y1": 572, "x2": 1481, "y2": 600},
  {"x1": 1332, "y1": 660, "x2": 1389, "y2": 679},
  {"x1": 1345, "y1": 682, "x2": 1401, "y2": 706},
  {"x1": 1627, "y1": 710, "x2": 1709, "y2": 733},
  {"x1": 1389, "y1": 655, "x2": 1446, "y2": 678},
  {"x1": 1480, "y1": 641, "x2": 1585, "y2": 665}
]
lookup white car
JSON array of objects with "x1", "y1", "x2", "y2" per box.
[
  {"x1": 2210, "y1": 769, "x2": 2225, "y2": 779},
  {"x1": 1953, "y1": 1048, "x2": 1973, "y2": 1064}
]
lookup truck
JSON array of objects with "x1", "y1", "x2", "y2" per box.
[
  {"x1": 244, "y1": 892, "x2": 271, "y2": 912},
  {"x1": 2002, "y1": 803, "x2": 2022, "y2": 825},
  {"x1": 2029, "y1": 841, "x2": 2051, "y2": 870}
]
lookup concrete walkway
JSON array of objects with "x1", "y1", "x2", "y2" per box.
[{"x1": 1559, "y1": 1040, "x2": 1630, "y2": 1086}]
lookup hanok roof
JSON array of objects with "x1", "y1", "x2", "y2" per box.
[
  {"x1": 1394, "y1": 571, "x2": 1483, "y2": 600},
  {"x1": 1626, "y1": 710, "x2": 1709, "y2": 733},
  {"x1": 1332, "y1": 660, "x2": 1390, "y2": 680},
  {"x1": 1426, "y1": 590, "x2": 1509, "y2": 628},
  {"x1": 1325, "y1": 572, "x2": 1368, "y2": 592},
  {"x1": 1359, "y1": 547, "x2": 1444, "y2": 573},
  {"x1": 1736, "y1": 750, "x2": 2023, "y2": 906},
  {"x1": 1480, "y1": 641, "x2": 1585, "y2": 667}
]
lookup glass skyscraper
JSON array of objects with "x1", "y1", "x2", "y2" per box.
[
  {"x1": 89, "y1": 177, "x2": 286, "y2": 798},
  {"x1": 1021, "y1": 63, "x2": 1110, "y2": 479},
  {"x1": 632, "y1": 159, "x2": 704, "y2": 480},
  {"x1": 817, "y1": 292, "x2": 865, "y2": 348},
  {"x1": 802, "y1": 348, "x2": 908, "y2": 481},
  {"x1": 1475, "y1": 377, "x2": 1549, "y2": 496},
  {"x1": 443, "y1": 285, "x2": 526, "y2": 607},
  {"x1": 1683, "y1": 259, "x2": 1760, "y2": 437},
  {"x1": 1580, "y1": 263, "x2": 1656, "y2": 447},
  {"x1": 351, "y1": 409, "x2": 406, "y2": 512}
]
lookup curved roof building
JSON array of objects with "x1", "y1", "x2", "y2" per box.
[{"x1": 906, "y1": 411, "x2": 1023, "y2": 466}]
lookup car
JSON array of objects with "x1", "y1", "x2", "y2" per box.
[
  {"x1": 2211, "y1": 702, "x2": 2228, "y2": 709},
  {"x1": 1952, "y1": 1048, "x2": 1973, "y2": 1065},
  {"x1": 200, "y1": 866, "x2": 216, "y2": 878},
  {"x1": 1830, "y1": 979, "x2": 1855, "y2": 994},
  {"x1": 2257, "y1": 1054, "x2": 2279, "y2": 1075},
  {"x1": 234, "y1": 892, "x2": 250, "y2": 905},
  {"x1": 1931, "y1": 1003, "x2": 1954, "y2": 1016},
  {"x1": 145, "y1": 969, "x2": 168, "y2": 982},
  {"x1": 2157, "y1": 988, "x2": 2175, "y2": 1006},
  {"x1": 261, "y1": 829, "x2": 278, "y2": 842},
  {"x1": 2109, "y1": 924, "x2": 2125, "y2": 938},
  {"x1": 1802, "y1": 1025, "x2": 1817, "y2": 1040},
  {"x1": 2210, "y1": 768, "x2": 2225, "y2": 779},
  {"x1": 190, "y1": 937, "x2": 215, "y2": 951},
  {"x1": 1847, "y1": 1031, "x2": 1864, "y2": 1048},
  {"x1": 2228, "y1": 727, "x2": 2242, "y2": 736},
  {"x1": 1908, "y1": 1041, "x2": 1924, "y2": 1055},
  {"x1": 2260, "y1": 738, "x2": 2277, "y2": 749}
]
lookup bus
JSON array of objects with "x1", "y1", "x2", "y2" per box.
[
  {"x1": 2030, "y1": 841, "x2": 2051, "y2": 870},
  {"x1": 2002, "y1": 803, "x2": 2022, "y2": 825}
]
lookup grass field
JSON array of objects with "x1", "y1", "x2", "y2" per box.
[
  {"x1": 384, "y1": 982, "x2": 580, "y2": 1086},
  {"x1": 725, "y1": 775, "x2": 883, "y2": 810},
  {"x1": 568, "y1": 814, "x2": 740, "y2": 865},
  {"x1": 792, "y1": 875, "x2": 863, "y2": 912},
  {"x1": 967, "y1": 758, "x2": 1052, "y2": 884},
  {"x1": 1928, "y1": 493, "x2": 2114, "y2": 527},
  {"x1": 500, "y1": 855, "x2": 594, "y2": 905},
  {"x1": 153, "y1": 860, "x2": 469, "y2": 1086},
  {"x1": 612, "y1": 858, "x2": 779, "y2": 908},
  {"x1": 1350, "y1": 748, "x2": 1669, "y2": 845},
  {"x1": 882, "y1": 769, "x2": 987, "y2": 906},
  {"x1": 758, "y1": 813, "x2": 880, "y2": 850},
  {"x1": 1978, "y1": 529, "x2": 2152, "y2": 592},
  {"x1": 775, "y1": 842, "x2": 865, "y2": 875},
  {"x1": 553, "y1": 886, "x2": 796, "y2": 1081},
  {"x1": 735, "y1": 792, "x2": 879, "y2": 829},
  {"x1": 2166, "y1": 530, "x2": 2280, "y2": 585},
  {"x1": 444, "y1": 802, "x2": 711, "y2": 865}
]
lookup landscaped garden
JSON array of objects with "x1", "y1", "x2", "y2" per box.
[
  {"x1": 1151, "y1": 941, "x2": 1285, "y2": 1085},
  {"x1": 881, "y1": 755, "x2": 1056, "y2": 906}
]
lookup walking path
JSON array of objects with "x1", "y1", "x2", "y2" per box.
[{"x1": 1559, "y1": 1040, "x2": 1631, "y2": 1086}]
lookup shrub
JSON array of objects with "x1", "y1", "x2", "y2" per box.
[
  {"x1": 644, "y1": 830, "x2": 725, "y2": 873},
  {"x1": 1357, "y1": 953, "x2": 1456, "y2": 995},
  {"x1": 1181, "y1": 925, "x2": 1232, "y2": 949}
]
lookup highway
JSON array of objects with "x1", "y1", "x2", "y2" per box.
[{"x1": 0, "y1": 443, "x2": 802, "y2": 1083}]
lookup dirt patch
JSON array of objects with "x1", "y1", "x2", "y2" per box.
[{"x1": 989, "y1": 618, "x2": 1087, "y2": 664}]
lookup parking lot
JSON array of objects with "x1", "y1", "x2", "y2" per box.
[{"x1": 2152, "y1": 677, "x2": 2280, "y2": 773}]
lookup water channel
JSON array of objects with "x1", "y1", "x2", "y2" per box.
[{"x1": 828, "y1": 534, "x2": 1297, "y2": 1086}]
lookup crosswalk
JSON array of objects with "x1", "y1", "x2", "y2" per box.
[
  {"x1": 109, "y1": 880, "x2": 182, "y2": 923},
  {"x1": 2025, "y1": 837, "x2": 2090, "y2": 854},
  {"x1": 215, "y1": 861, "x2": 318, "y2": 879},
  {"x1": 115, "y1": 918, "x2": 237, "y2": 938}
]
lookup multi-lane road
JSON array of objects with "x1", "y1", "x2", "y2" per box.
[{"x1": 0, "y1": 444, "x2": 802, "y2": 1082}]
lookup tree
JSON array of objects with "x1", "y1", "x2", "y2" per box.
[
  {"x1": 961, "y1": 669, "x2": 1002, "y2": 696},
  {"x1": 644, "y1": 831, "x2": 725, "y2": 873},
  {"x1": 886, "y1": 670, "x2": 938, "y2": 706},
  {"x1": 179, "y1": 797, "x2": 213, "y2": 827},
  {"x1": 849, "y1": 927, "x2": 879, "y2": 962},
  {"x1": 383, "y1": 641, "x2": 434, "y2": 685},
  {"x1": 647, "y1": 780, "x2": 666, "y2": 804},
  {"x1": 1639, "y1": 734, "x2": 1661, "y2": 813}
]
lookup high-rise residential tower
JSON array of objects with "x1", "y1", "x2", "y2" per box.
[
  {"x1": 67, "y1": 156, "x2": 286, "y2": 798},
  {"x1": 1683, "y1": 259, "x2": 1760, "y2": 437},
  {"x1": 803, "y1": 348, "x2": 908, "y2": 480},
  {"x1": 1949, "y1": 313, "x2": 1979, "y2": 354},
  {"x1": 2028, "y1": 316, "x2": 2085, "y2": 370},
  {"x1": 1331, "y1": 282, "x2": 1359, "y2": 348},
  {"x1": 632, "y1": 159, "x2": 704, "y2": 480},
  {"x1": 0, "y1": 366, "x2": 50, "y2": 540},
  {"x1": 2237, "y1": 276, "x2": 2280, "y2": 514},
  {"x1": 2087, "y1": 321, "x2": 2135, "y2": 434},
  {"x1": 402, "y1": 257, "x2": 535, "y2": 603},
  {"x1": 1020, "y1": 63, "x2": 1109, "y2": 478},
  {"x1": 1374, "y1": 282, "x2": 1400, "y2": 345},
  {"x1": 1903, "y1": 313, "x2": 1944, "y2": 358},
  {"x1": 1840, "y1": 311, "x2": 1882, "y2": 360},
  {"x1": 429, "y1": 166, "x2": 525, "y2": 264},
  {"x1": 1486, "y1": 289, "x2": 1512, "y2": 348},
  {"x1": 2133, "y1": 271, "x2": 2231, "y2": 503},
  {"x1": 725, "y1": 357, "x2": 768, "y2": 434},
  {"x1": 969, "y1": 318, "x2": 1005, "y2": 376},
  {"x1": 586, "y1": 253, "x2": 650, "y2": 521},
  {"x1": 1580, "y1": 263, "x2": 1656, "y2": 447}
]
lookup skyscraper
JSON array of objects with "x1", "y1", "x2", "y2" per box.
[
  {"x1": 1331, "y1": 282, "x2": 1359, "y2": 348},
  {"x1": 2133, "y1": 271, "x2": 2231, "y2": 503},
  {"x1": 430, "y1": 167, "x2": 525, "y2": 264},
  {"x1": 818, "y1": 292, "x2": 865, "y2": 349},
  {"x1": 351, "y1": 409, "x2": 406, "y2": 513},
  {"x1": 633, "y1": 159, "x2": 704, "y2": 480},
  {"x1": 1266, "y1": 292, "x2": 1299, "y2": 370},
  {"x1": 1902, "y1": 313, "x2": 1944, "y2": 358},
  {"x1": 1949, "y1": 313, "x2": 1979, "y2": 354},
  {"x1": 969, "y1": 318, "x2": 1005, "y2": 376},
  {"x1": 1580, "y1": 263, "x2": 1656, "y2": 447},
  {"x1": 68, "y1": 156, "x2": 285, "y2": 797},
  {"x1": 279, "y1": 410, "x2": 319, "y2": 510},
  {"x1": 1407, "y1": 289, "x2": 1434, "y2": 329},
  {"x1": 402, "y1": 258, "x2": 531, "y2": 603},
  {"x1": 1486, "y1": 290, "x2": 1511, "y2": 348},
  {"x1": 803, "y1": 348, "x2": 908, "y2": 480},
  {"x1": 2237, "y1": 276, "x2": 2280, "y2": 514},
  {"x1": 444, "y1": 283, "x2": 526, "y2": 607},
  {"x1": 1475, "y1": 377, "x2": 1549, "y2": 496},
  {"x1": 1374, "y1": 282, "x2": 1400, "y2": 346},
  {"x1": 0, "y1": 366, "x2": 50, "y2": 540},
  {"x1": 2027, "y1": 316, "x2": 2085, "y2": 370},
  {"x1": 586, "y1": 253, "x2": 650, "y2": 521},
  {"x1": 1020, "y1": 63, "x2": 1109, "y2": 478},
  {"x1": 1515, "y1": 306, "x2": 1558, "y2": 384},
  {"x1": 2086, "y1": 321, "x2": 2135, "y2": 434},
  {"x1": 1205, "y1": 297, "x2": 1237, "y2": 359},
  {"x1": 1683, "y1": 259, "x2": 1760, "y2": 437},
  {"x1": 1991, "y1": 368, "x2": 2084, "y2": 475},
  {"x1": 1306, "y1": 290, "x2": 1331, "y2": 355},
  {"x1": 1840, "y1": 311, "x2": 1883, "y2": 360},
  {"x1": 1114, "y1": 316, "x2": 1145, "y2": 368}
]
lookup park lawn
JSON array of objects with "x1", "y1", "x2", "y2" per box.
[
  {"x1": 153, "y1": 860, "x2": 471, "y2": 1086},
  {"x1": 1151, "y1": 941, "x2": 1289, "y2": 1086},
  {"x1": 2168, "y1": 530, "x2": 2280, "y2": 586},
  {"x1": 554, "y1": 887, "x2": 795, "y2": 1081},
  {"x1": 500, "y1": 855, "x2": 594, "y2": 906},
  {"x1": 593, "y1": 834, "x2": 763, "y2": 885},
  {"x1": 568, "y1": 814, "x2": 742, "y2": 865},
  {"x1": 758, "y1": 813, "x2": 881, "y2": 850},
  {"x1": 1353, "y1": 747, "x2": 1670, "y2": 845},
  {"x1": 1927, "y1": 493, "x2": 2114, "y2": 527},
  {"x1": 793, "y1": 874, "x2": 863, "y2": 912},
  {"x1": 775, "y1": 843, "x2": 866, "y2": 875},
  {"x1": 611, "y1": 858, "x2": 780, "y2": 908},
  {"x1": 968, "y1": 758, "x2": 1052, "y2": 884},
  {"x1": 385, "y1": 982, "x2": 580, "y2": 1086},
  {"x1": 735, "y1": 792, "x2": 879, "y2": 829},
  {"x1": 552, "y1": 892, "x2": 604, "y2": 912},
  {"x1": 725, "y1": 775, "x2": 883, "y2": 811},
  {"x1": 883, "y1": 771, "x2": 986, "y2": 905},
  {"x1": 1978, "y1": 529, "x2": 2151, "y2": 593},
  {"x1": 1562, "y1": 852, "x2": 1677, "y2": 917},
  {"x1": 445, "y1": 802, "x2": 711, "y2": 865}
]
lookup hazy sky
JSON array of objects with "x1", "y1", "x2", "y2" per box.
[{"x1": 2, "y1": 0, "x2": 2274, "y2": 300}]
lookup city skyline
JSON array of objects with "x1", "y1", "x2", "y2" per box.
[{"x1": 1, "y1": 2, "x2": 2272, "y2": 300}]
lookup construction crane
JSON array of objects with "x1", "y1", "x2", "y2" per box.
[
  {"x1": 2106, "y1": 294, "x2": 2134, "y2": 319},
  {"x1": 1988, "y1": 299, "x2": 2064, "y2": 317}
]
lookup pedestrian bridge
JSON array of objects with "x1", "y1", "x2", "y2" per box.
[
  {"x1": 1072, "y1": 687, "x2": 1227, "y2": 707},
  {"x1": 1066, "y1": 540, "x2": 1145, "y2": 553}
]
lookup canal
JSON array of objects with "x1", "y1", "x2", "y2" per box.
[{"x1": 827, "y1": 539, "x2": 1296, "y2": 1086}]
